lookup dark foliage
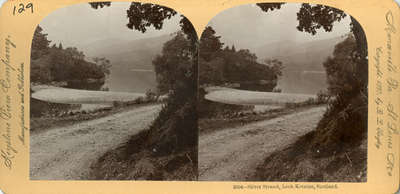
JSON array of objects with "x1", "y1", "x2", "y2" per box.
[
  {"x1": 90, "y1": 2, "x2": 198, "y2": 43},
  {"x1": 199, "y1": 26, "x2": 280, "y2": 89},
  {"x1": 256, "y1": 3, "x2": 368, "y2": 147},
  {"x1": 323, "y1": 36, "x2": 365, "y2": 96},
  {"x1": 88, "y1": 3, "x2": 198, "y2": 179},
  {"x1": 126, "y1": 3, "x2": 178, "y2": 33},
  {"x1": 30, "y1": 25, "x2": 110, "y2": 87},
  {"x1": 296, "y1": 4, "x2": 346, "y2": 35},
  {"x1": 313, "y1": 35, "x2": 368, "y2": 148},
  {"x1": 256, "y1": 3, "x2": 367, "y2": 60},
  {"x1": 31, "y1": 26, "x2": 51, "y2": 60},
  {"x1": 110, "y1": 2, "x2": 199, "y2": 158},
  {"x1": 147, "y1": 31, "x2": 197, "y2": 155},
  {"x1": 199, "y1": 26, "x2": 224, "y2": 61},
  {"x1": 197, "y1": 26, "x2": 282, "y2": 119},
  {"x1": 153, "y1": 32, "x2": 195, "y2": 94},
  {"x1": 89, "y1": 2, "x2": 111, "y2": 9},
  {"x1": 256, "y1": 3, "x2": 285, "y2": 12}
]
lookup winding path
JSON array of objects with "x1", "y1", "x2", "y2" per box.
[
  {"x1": 199, "y1": 106, "x2": 326, "y2": 181},
  {"x1": 30, "y1": 104, "x2": 161, "y2": 180}
]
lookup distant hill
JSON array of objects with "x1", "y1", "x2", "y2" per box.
[
  {"x1": 255, "y1": 36, "x2": 347, "y2": 94},
  {"x1": 256, "y1": 36, "x2": 346, "y2": 71},
  {"x1": 84, "y1": 33, "x2": 174, "y2": 70},
  {"x1": 82, "y1": 34, "x2": 175, "y2": 93},
  {"x1": 80, "y1": 33, "x2": 346, "y2": 94}
]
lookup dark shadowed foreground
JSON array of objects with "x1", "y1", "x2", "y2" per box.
[{"x1": 254, "y1": 130, "x2": 367, "y2": 182}]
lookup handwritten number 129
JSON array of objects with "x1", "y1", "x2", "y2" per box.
[{"x1": 13, "y1": 3, "x2": 34, "y2": 15}]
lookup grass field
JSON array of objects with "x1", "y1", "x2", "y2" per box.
[
  {"x1": 204, "y1": 86, "x2": 316, "y2": 106},
  {"x1": 31, "y1": 85, "x2": 145, "y2": 105}
]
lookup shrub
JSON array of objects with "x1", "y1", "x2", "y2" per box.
[
  {"x1": 272, "y1": 88, "x2": 282, "y2": 93},
  {"x1": 145, "y1": 89, "x2": 157, "y2": 102},
  {"x1": 127, "y1": 31, "x2": 198, "y2": 156},
  {"x1": 316, "y1": 90, "x2": 330, "y2": 104},
  {"x1": 112, "y1": 101, "x2": 124, "y2": 107},
  {"x1": 134, "y1": 97, "x2": 145, "y2": 104},
  {"x1": 312, "y1": 35, "x2": 368, "y2": 149}
]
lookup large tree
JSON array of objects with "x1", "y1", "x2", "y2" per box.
[
  {"x1": 152, "y1": 32, "x2": 194, "y2": 94},
  {"x1": 199, "y1": 26, "x2": 224, "y2": 61},
  {"x1": 89, "y1": 2, "x2": 198, "y2": 161},
  {"x1": 31, "y1": 25, "x2": 51, "y2": 60},
  {"x1": 256, "y1": 3, "x2": 368, "y2": 147}
]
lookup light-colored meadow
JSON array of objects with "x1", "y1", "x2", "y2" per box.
[
  {"x1": 204, "y1": 86, "x2": 316, "y2": 106},
  {"x1": 31, "y1": 85, "x2": 145, "y2": 105}
]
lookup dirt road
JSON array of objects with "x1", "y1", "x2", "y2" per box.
[
  {"x1": 199, "y1": 106, "x2": 326, "y2": 181},
  {"x1": 30, "y1": 104, "x2": 161, "y2": 180}
]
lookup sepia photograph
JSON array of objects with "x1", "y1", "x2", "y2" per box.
[
  {"x1": 30, "y1": 2, "x2": 198, "y2": 180},
  {"x1": 29, "y1": 0, "x2": 369, "y2": 183},
  {"x1": 1, "y1": 0, "x2": 400, "y2": 192},
  {"x1": 198, "y1": 3, "x2": 368, "y2": 182}
]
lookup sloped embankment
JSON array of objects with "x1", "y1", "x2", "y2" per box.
[
  {"x1": 254, "y1": 94, "x2": 368, "y2": 182},
  {"x1": 89, "y1": 97, "x2": 198, "y2": 180},
  {"x1": 254, "y1": 131, "x2": 367, "y2": 182}
]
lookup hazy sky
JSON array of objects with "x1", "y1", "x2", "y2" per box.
[
  {"x1": 40, "y1": 2, "x2": 351, "y2": 53},
  {"x1": 208, "y1": 3, "x2": 351, "y2": 51},
  {"x1": 40, "y1": 2, "x2": 181, "y2": 50}
]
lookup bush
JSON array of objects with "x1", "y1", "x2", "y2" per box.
[
  {"x1": 145, "y1": 89, "x2": 157, "y2": 102},
  {"x1": 312, "y1": 35, "x2": 368, "y2": 149},
  {"x1": 316, "y1": 90, "x2": 330, "y2": 104},
  {"x1": 127, "y1": 31, "x2": 198, "y2": 156},
  {"x1": 312, "y1": 92, "x2": 367, "y2": 149},
  {"x1": 112, "y1": 101, "x2": 124, "y2": 107},
  {"x1": 272, "y1": 88, "x2": 282, "y2": 93},
  {"x1": 145, "y1": 81, "x2": 197, "y2": 155}
]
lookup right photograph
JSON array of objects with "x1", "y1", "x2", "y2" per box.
[{"x1": 198, "y1": 3, "x2": 368, "y2": 182}]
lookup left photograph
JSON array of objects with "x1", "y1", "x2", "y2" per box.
[{"x1": 30, "y1": 2, "x2": 198, "y2": 180}]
